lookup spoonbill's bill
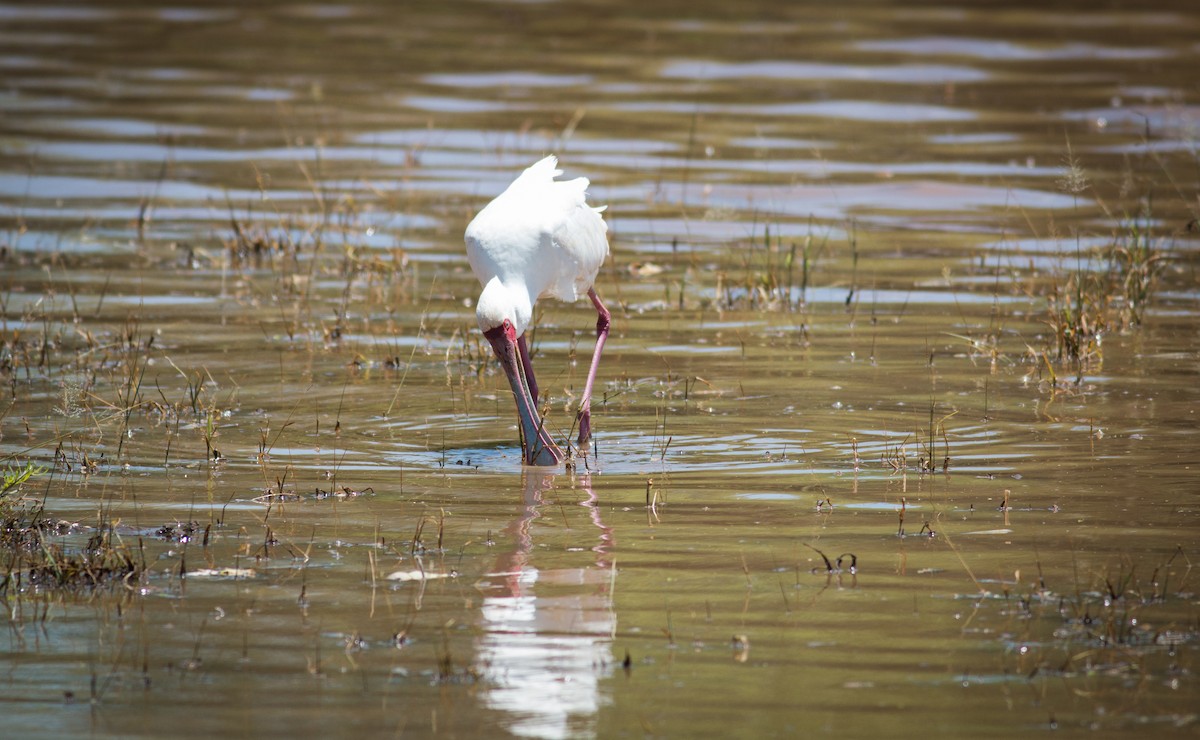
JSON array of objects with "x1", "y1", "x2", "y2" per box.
[{"x1": 466, "y1": 155, "x2": 611, "y2": 466}]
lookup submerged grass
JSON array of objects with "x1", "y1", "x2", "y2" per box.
[{"x1": 996, "y1": 547, "x2": 1196, "y2": 687}]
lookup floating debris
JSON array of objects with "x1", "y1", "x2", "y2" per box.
[
  {"x1": 187, "y1": 567, "x2": 257, "y2": 579},
  {"x1": 386, "y1": 569, "x2": 454, "y2": 582}
]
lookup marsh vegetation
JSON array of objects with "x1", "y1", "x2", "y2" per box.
[{"x1": 1, "y1": 0, "x2": 1198, "y2": 737}]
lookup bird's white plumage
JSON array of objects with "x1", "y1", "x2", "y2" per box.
[{"x1": 466, "y1": 155, "x2": 609, "y2": 336}]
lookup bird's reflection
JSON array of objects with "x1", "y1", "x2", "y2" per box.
[{"x1": 475, "y1": 471, "x2": 615, "y2": 740}]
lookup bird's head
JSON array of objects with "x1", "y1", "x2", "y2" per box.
[
  {"x1": 482, "y1": 316, "x2": 517, "y2": 350},
  {"x1": 475, "y1": 277, "x2": 532, "y2": 338}
]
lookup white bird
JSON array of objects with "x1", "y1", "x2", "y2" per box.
[{"x1": 466, "y1": 155, "x2": 611, "y2": 466}]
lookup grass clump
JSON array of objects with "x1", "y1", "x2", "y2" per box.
[
  {"x1": 1038, "y1": 206, "x2": 1168, "y2": 374},
  {"x1": 1030, "y1": 144, "x2": 1171, "y2": 384},
  {"x1": 1, "y1": 462, "x2": 44, "y2": 500},
  {"x1": 1, "y1": 462, "x2": 147, "y2": 596},
  {"x1": 715, "y1": 222, "x2": 831, "y2": 312}
]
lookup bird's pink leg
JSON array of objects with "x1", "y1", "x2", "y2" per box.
[
  {"x1": 517, "y1": 334, "x2": 538, "y2": 404},
  {"x1": 576, "y1": 287, "x2": 610, "y2": 447}
]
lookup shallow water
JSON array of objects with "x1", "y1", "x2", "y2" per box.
[{"x1": 2, "y1": 0, "x2": 1199, "y2": 737}]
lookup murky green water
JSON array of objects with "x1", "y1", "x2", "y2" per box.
[{"x1": 2, "y1": 1, "x2": 1198, "y2": 737}]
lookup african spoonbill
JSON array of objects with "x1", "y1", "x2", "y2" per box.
[{"x1": 466, "y1": 155, "x2": 611, "y2": 466}]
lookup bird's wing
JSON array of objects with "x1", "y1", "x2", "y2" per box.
[
  {"x1": 546, "y1": 179, "x2": 609, "y2": 302},
  {"x1": 513, "y1": 155, "x2": 562, "y2": 187},
  {"x1": 466, "y1": 155, "x2": 565, "y2": 284}
]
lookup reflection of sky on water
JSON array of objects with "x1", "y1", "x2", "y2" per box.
[
  {"x1": 475, "y1": 473, "x2": 614, "y2": 739},
  {"x1": 857, "y1": 36, "x2": 1173, "y2": 61},
  {"x1": 659, "y1": 59, "x2": 989, "y2": 84}
]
